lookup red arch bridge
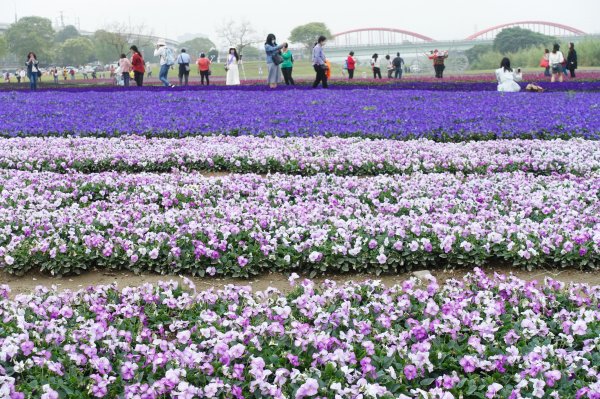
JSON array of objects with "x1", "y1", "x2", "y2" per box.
[{"x1": 330, "y1": 21, "x2": 587, "y2": 47}]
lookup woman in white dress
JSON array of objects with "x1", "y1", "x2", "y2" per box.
[
  {"x1": 226, "y1": 48, "x2": 240, "y2": 86},
  {"x1": 495, "y1": 57, "x2": 522, "y2": 92}
]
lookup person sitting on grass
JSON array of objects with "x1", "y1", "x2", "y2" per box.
[{"x1": 495, "y1": 57, "x2": 523, "y2": 92}]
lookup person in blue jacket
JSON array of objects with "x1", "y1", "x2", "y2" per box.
[{"x1": 264, "y1": 34, "x2": 287, "y2": 89}]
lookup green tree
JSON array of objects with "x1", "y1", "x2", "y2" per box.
[
  {"x1": 290, "y1": 22, "x2": 332, "y2": 50},
  {"x1": 55, "y1": 25, "x2": 80, "y2": 43},
  {"x1": 179, "y1": 37, "x2": 216, "y2": 58},
  {"x1": 92, "y1": 30, "x2": 122, "y2": 63},
  {"x1": 493, "y1": 27, "x2": 555, "y2": 54},
  {"x1": 5, "y1": 16, "x2": 55, "y2": 62},
  {"x1": 0, "y1": 34, "x2": 7, "y2": 59},
  {"x1": 577, "y1": 39, "x2": 600, "y2": 66},
  {"x1": 465, "y1": 44, "x2": 493, "y2": 64},
  {"x1": 59, "y1": 37, "x2": 94, "y2": 65}
]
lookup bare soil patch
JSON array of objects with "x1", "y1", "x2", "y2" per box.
[{"x1": 1, "y1": 266, "x2": 598, "y2": 297}]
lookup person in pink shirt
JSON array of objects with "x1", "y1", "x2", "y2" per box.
[{"x1": 119, "y1": 53, "x2": 133, "y2": 87}]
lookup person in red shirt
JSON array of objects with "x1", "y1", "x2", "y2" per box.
[
  {"x1": 196, "y1": 53, "x2": 211, "y2": 85},
  {"x1": 130, "y1": 45, "x2": 146, "y2": 86},
  {"x1": 346, "y1": 51, "x2": 356, "y2": 79},
  {"x1": 427, "y1": 49, "x2": 448, "y2": 79}
]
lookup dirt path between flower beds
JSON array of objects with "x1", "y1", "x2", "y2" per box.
[{"x1": 1, "y1": 266, "x2": 599, "y2": 296}]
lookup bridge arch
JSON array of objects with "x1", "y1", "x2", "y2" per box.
[
  {"x1": 466, "y1": 21, "x2": 586, "y2": 41},
  {"x1": 331, "y1": 28, "x2": 435, "y2": 47}
]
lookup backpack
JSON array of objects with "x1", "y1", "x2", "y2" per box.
[
  {"x1": 343, "y1": 60, "x2": 348, "y2": 70},
  {"x1": 165, "y1": 47, "x2": 175, "y2": 66}
]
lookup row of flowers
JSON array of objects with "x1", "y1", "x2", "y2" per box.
[
  {"x1": 0, "y1": 270, "x2": 599, "y2": 398},
  {"x1": 1, "y1": 137, "x2": 599, "y2": 176},
  {"x1": 0, "y1": 171, "x2": 598, "y2": 276},
  {"x1": 1, "y1": 90, "x2": 599, "y2": 140}
]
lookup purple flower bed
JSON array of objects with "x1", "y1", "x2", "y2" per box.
[
  {"x1": 1, "y1": 136, "x2": 599, "y2": 176},
  {"x1": 1, "y1": 90, "x2": 599, "y2": 140},
  {"x1": 0, "y1": 270, "x2": 599, "y2": 398},
  {"x1": 0, "y1": 171, "x2": 598, "y2": 276}
]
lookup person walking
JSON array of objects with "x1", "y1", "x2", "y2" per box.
[
  {"x1": 312, "y1": 35, "x2": 328, "y2": 88},
  {"x1": 25, "y1": 52, "x2": 40, "y2": 91},
  {"x1": 19, "y1": 69, "x2": 26, "y2": 84},
  {"x1": 495, "y1": 57, "x2": 523, "y2": 92},
  {"x1": 119, "y1": 53, "x2": 132, "y2": 87},
  {"x1": 197, "y1": 53, "x2": 211, "y2": 85},
  {"x1": 540, "y1": 49, "x2": 551, "y2": 77},
  {"x1": 392, "y1": 52, "x2": 404, "y2": 79},
  {"x1": 346, "y1": 51, "x2": 356, "y2": 79},
  {"x1": 52, "y1": 68, "x2": 59, "y2": 85},
  {"x1": 176, "y1": 48, "x2": 191, "y2": 86},
  {"x1": 567, "y1": 42, "x2": 577, "y2": 78},
  {"x1": 154, "y1": 39, "x2": 176, "y2": 87},
  {"x1": 225, "y1": 48, "x2": 240, "y2": 86},
  {"x1": 264, "y1": 34, "x2": 286, "y2": 89},
  {"x1": 549, "y1": 43, "x2": 565, "y2": 83},
  {"x1": 280, "y1": 43, "x2": 295, "y2": 85},
  {"x1": 130, "y1": 45, "x2": 145, "y2": 87},
  {"x1": 385, "y1": 55, "x2": 394, "y2": 79},
  {"x1": 371, "y1": 54, "x2": 382, "y2": 79}
]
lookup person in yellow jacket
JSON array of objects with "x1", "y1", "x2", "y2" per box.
[{"x1": 325, "y1": 59, "x2": 332, "y2": 79}]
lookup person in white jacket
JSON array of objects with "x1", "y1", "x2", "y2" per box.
[
  {"x1": 548, "y1": 43, "x2": 565, "y2": 83},
  {"x1": 153, "y1": 39, "x2": 175, "y2": 87},
  {"x1": 495, "y1": 57, "x2": 523, "y2": 92}
]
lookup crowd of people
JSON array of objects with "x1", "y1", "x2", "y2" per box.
[
  {"x1": 540, "y1": 42, "x2": 578, "y2": 82},
  {"x1": 6, "y1": 38, "x2": 581, "y2": 91}
]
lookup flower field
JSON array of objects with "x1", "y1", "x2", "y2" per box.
[
  {"x1": 1, "y1": 137, "x2": 600, "y2": 175},
  {"x1": 1, "y1": 84, "x2": 600, "y2": 397},
  {"x1": 1, "y1": 89, "x2": 599, "y2": 140},
  {"x1": 0, "y1": 271, "x2": 599, "y2": 398},
  {"x1": 0, "y1": 171, "x2": 598, "y2": 276}
]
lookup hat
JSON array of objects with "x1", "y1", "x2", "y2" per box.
[{"x1": 156, "y1": 39, "x2": 166, "y2": 46}]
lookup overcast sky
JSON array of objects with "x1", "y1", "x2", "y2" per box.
[{"x1": 7, "y1": 0, "x2": 599, "y2": 43}]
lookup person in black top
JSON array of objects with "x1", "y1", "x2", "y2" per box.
[
  {"x1": 392, "y1": 52, "x2": 404, "y2": 79},
  {"x1": 25, "y1": 52, "x2": 40, "y2": 91},
  {"x1": 567, "y1": 43, "x2": 577, "y2": 78}
]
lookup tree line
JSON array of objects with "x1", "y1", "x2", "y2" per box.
[{"x1": 0, "y1": 16, "x2": 333, "y2": 66}]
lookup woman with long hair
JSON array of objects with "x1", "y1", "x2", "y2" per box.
[
  {"x1": 567, "y1": 42, "x2": 578, "y2": 78},
  {"x1": 312, "y1": 35, "x2": 328, "y2": 88},
  {"x1": 130, "y1": 45, "x2": 145, "y2": 87},
  {"x1": 495, "y1": 57, "x2": 522, "y2": 92},
  {"x1": 264, "y1": 34, "x2": 286, "y2": 88},
  {"x1": 549, "y1": 43, "x2": 565, "y2": 83},
  {"x1": 25, "y1": 52, "x2": 39, "y2": 91},
  {"x1": 371, "y1": 53, "x2": 382, "y2": 79},
  {"x1": 226, "y1": 48, "x2": 240, "y2": 86}
]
